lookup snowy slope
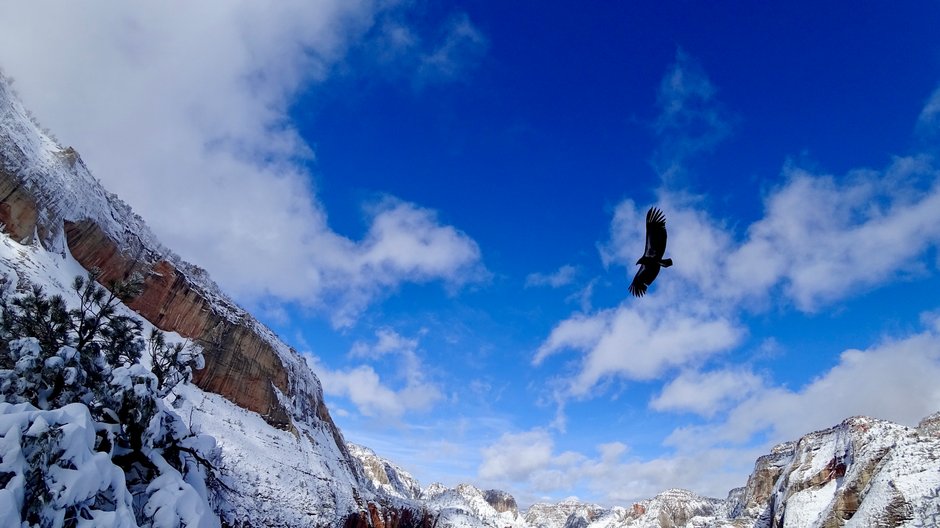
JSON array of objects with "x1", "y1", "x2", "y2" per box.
[
  {"x1": 346, "y1": 443, "x2": 529, "y2": 527},
  {"x1": 348, "y1": 443, "x2": 423, "y2": 501},
  {"x1": 423, "y1": 483, "x2": 529, "y2": 528},
  {"x1": 0, "y1": 231, "x2": 372, "y2": 526}
]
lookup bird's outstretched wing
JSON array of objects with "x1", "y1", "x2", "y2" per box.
[
  {"x1": 629, "y1": 263, "x2": 660, "y2": 297},
  {"x1": 644, "y1": 207, "x2": 668, "y2": 259}
]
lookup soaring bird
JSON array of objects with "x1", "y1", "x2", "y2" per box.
[{"x1": 629, "y1": 207, "x2": 673, "y2": 297}]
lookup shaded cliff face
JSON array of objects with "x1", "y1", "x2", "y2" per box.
[
  {"x1": 483, "y1": 489, "x2": 519, "y2": 515},
  {"x1": 0, "y1": 168, "x2": 39, "y2": 244}
]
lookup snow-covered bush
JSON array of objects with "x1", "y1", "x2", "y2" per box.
[
  {"x1": 0, "y1": 274, "x2": 223, "y2": 527},
  {"x1": 0, "y1": 402, "x2": 137, "y2": 527},
  {"x1": 0, "y1": 338, "x2": 86, "y2": 410}
]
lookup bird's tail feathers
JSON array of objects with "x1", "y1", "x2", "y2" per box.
[{"x1": 660, "y1": 258, "x2": 673, "y2": 267}]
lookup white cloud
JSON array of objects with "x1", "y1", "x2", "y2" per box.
[
  {"x1": 350, "y1": 327, "x2": 421, "y2": 360},
  {"x1": 306, "y1": 328, "x2": 443, "y2": 419},
  {"x1": 493, "y1": 322, "x2": 940, "y2": 505},
  {"x1": 526, "y1": 265, "x2": 578, "y2": 288},
  {"x1": 666, "y1": 327, "x2": 940, "y2": 452},
  {"x1": 0, "y1": 2, "x2": 486, "y2": 327},
  {"x1": 603, "y1": 155, "x2": 940, "y2": 313},
  {"x1": 533, "y1": 314, "x2": 608, "y2": 366},
  {"x1": 307, "y1": 353, "x2": 441, "y2": 420},
  {"x1": 535, "y1": 304, "x2": 742, "y2": 396},
  {"x1": 729, "y1": 159, "x2": 940, "y2": 310},
  {"x1": 359, "y1": 199, "x2": 483, "y2": 283},
  {"x1": 348, "y1": 327, "x2": 429, "y2": 379},
  {"x1": 479, "y1": 430, "x2": 555, "y2": 481},
  {"x1": 477, "y1": 429, "x2": 753, "y2": 505},
  {"x1": 650, "y1": 368, "x2": 762, "y2": 417}
]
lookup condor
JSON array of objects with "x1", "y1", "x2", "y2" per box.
[{"x1": 628, "y1": 207, "x2": 673, "y2": 297}]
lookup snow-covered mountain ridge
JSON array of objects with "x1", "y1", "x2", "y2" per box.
[
  {"x1": 346, "y1": 415, "x2": 940, "y2": 527},
  {"x1": 2, "y1": 71, "x2": 939, "y2": 527}
]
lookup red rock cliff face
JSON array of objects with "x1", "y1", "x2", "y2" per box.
[
  {"x1": 0, "y1": 169, "x2": 39, "y2": 244},
  {"x1": 0, "y1": 164, "x2": 303, "y2": 432},
  {"x1": 2, "y1": 78, "x2": 309, "y2": 430},
  {"x1": 63, "y1": 218, "x2": 294, "y2": 427}
]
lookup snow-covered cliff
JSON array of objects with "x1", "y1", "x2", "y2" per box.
[
  {"x1": 0, "y1": 71, "x2": 379, "y2": 526},
  {"x1": 519, "y1": 415, "x2": 940, "y2": 528}
]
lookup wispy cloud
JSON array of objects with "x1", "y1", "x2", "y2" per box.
[
  {"x1": 307, "y1": 328, "x2": 442, "y2": 420},
  {"x1": 730, "y1": 159, "x2": 940, "y2": 310},
  {"x1": 416, "y1": 13, "x2": 489, "y2": 88},
  {"x1": 534, "y1": 304, "x2": 742, "y2": 396},
  {"x1": 367, "y1": 11, "x2": 488, "y2": 90},
  {"x1": 479, "y1": 429, "x2": 555, "y2": 481},
  {"x1": 477, "y1": 428, "x2": 754, "y2": 506},
  {"x1": 652, "y1": 49, "x2": 733, "y2": 181},
  {"x1": 665, "y1": 324, "x2": 940, "y2": 451},
  {"x1": 526, "y1": 264, "x2": 578, "y2": 288},
  {"x1": 0, "y1": 2, "x2": 487, "y2": 328},
  {"x1": 650, "y1": 368, "x2": 763, "y2": 417},
  {"x1": 918, "y1": 86, "x2": 940, "y2": 134},
  {"x1": 494, "y1": 318, "x2": 940, "y2": 505}
]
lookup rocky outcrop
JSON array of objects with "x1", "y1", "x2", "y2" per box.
[
  {"x1": 569, "y1": 489, "x2": 722, "y2": 528},
  {"x1": 919, "y1": 411, "x2": 940, "y2": 437},
  {"x1": 730, "y1": 416, "x2": 940, "y2": 528},
  {"x1": 349, "y1": 443, "x2": 423, "y2": 501},
  {"x1": 413, "y1": 482, "x2": 528, "y2": 527},
  {"x1": 0, "y1": 169, "x2": 38, "y2": 244},
  {"x1": 484, "y1": 489, "x2": 519, "y2": 515},
  {"x1": 525, "y1": 500, "x2": 606, "y2": 528},
  {"x1": 342, "y1": 503, "x2": 438, "y2": 528},
  {"x1": 727, "y1": 441, "x2": 796, "y2": 523}
]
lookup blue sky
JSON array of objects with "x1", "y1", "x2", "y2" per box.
[{"x1": 2, "y1": 1, "x2": 940, "y2": 507}]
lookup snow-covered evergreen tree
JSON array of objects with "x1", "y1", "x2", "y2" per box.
[{"x1": 0, "y1": 273, "x2": 224, "y2": 527}]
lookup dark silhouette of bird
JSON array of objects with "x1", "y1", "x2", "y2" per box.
[{"x1": 629, "y1": 207, "x2": 673, "y2": 297}]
